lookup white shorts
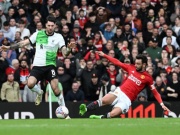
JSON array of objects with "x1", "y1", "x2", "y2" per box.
[{"x1": 109, "y1": 87, "x2": 131, "y2": 114}]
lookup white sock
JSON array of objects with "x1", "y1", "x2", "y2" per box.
[
  {"x1": 107, "y1": 112, "x2": 111, "y2": 118},
  {"x1": 97, "y1": 99, "x2": 102, "y2": 107},
  {"x1": 58, "y1": 94, "x2": 65, "y2": 106},
  {"x1": 29, "y1": 85, "x2": 41, "y2": 94}
]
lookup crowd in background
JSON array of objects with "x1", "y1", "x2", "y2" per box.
[{"x1": 0, "y1": 0, "x2": 180, "y2": 103}]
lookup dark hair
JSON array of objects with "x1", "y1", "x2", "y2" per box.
[
  {"x1": 8, "y1": 6, "x2": 15, "y2": 11},
  {"x1": 18, "y1": 19, "x2": 25, "y2": 24},
  {"x1": 3, "y1": 21, "x2": 9, "y2": 26},
  {"x1": 136, "y1": 54, "x2": 147, "y2": 64},
  {"x1": 46, "y1": 15, "x2": 56, "y2": 24}
]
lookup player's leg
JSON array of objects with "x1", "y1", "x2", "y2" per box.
[
  {"x1": 27, "y1": 67, "x2": 44, "y2": 105},
  {"x1": 46, "y1": 66, "x2": 64, "y2": 105},
  {"x1": 89, "y1": 88, "x2": 131, "y2": 119},
  {"x1": 89, "y1": 107, "x2": 122, "y2": 119},
  {"x1": 79, "y1": 93, "x2": 117, "y2": 116},
  {"x1": 27, "y1": 76, "x2": 44, "y2": 105}
]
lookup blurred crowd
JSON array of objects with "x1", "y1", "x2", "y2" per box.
[{"x1": 0, "y1": 0, "x2": 180, "y2": 103}]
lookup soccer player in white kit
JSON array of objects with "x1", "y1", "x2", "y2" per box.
[{"x1": 0, "y1": 16, "x2": 75, "y2": 108}]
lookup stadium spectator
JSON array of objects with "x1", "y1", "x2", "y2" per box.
[
  {"x1": 0, "y1": 21, "x2": 14, "y2": 40},
  {"x1": 106, "y1": 63, "x2": 118, "y2": 85},
  {"x1": 65, "y1": 81, "x2": 84, "y2": 102},
  {"x1": 170, "y1": 6, "x2": 180, "y2": 24},
  {"x1": 162, "y1": 28, "x2": 179, "y2": 49},
  {"x1": 95, "y1": 6, "x2": 111, "y2": 25},
  {"x1": 111, "y1": 27, "x2": 126, "y2": 46},
  {"x1": 84, "y1": 50, "x2": 100, "y2": 64},
  {"x1": 86, "y1": 73, "x2": 100, "y2": 101},
  {"x1": 77, "y1": 60, "x2": 98, "y2": 100},
  {"x1": 9, "y1": 18, "x2": 17, "y2": 39},
  {"x1": 0, "y1": 0, "x2": 12, "y2": 14},
  {"x1": 106, "y1": 0, "x2": 121, "y2": 16},
  {"x1": 1, "y1": 38, "x2": 17, "y2": 65},
  {"x1": 99, "y1": 22, "x2": 114, "y2": 41},
  {"x1": 84, "y1": 12, "x2": 99, "y2": 34},
  {"x1": 57, "y1": 65, "x2": 72, "y2": 96},
  {"x1": 146, "y1": 38, "x2": 162, "y2": 62},
  {"x1": 60, "y1": 0, "x2": 73, "y2": 17},
  {"x1": 162, "y1": 36, "x2": 176, "y2": 60},
  {"x1": 1, "y1": 71, "x2": 21, "y2": 102},
  {"x1": 98, "y1": 74, "x2": 116, "y2": 100},
  {"x1": 167, "y1": 72, "x2": 180, "y2": 101},
  {"x1": 27, "y1": 15, "x2": 41, "y2": 34},
  {"x1": 78, "y1": 9, "x2": 88, "y2": 29},
  {"x1": 92, "y1": 31, "x2": 107, "y2": 51},
  {"x1": 171, "y1": 47, "x2": 180, "y2": 67},
  {"x1": 16, "y1": 19, "x2": 30, "y2": 40},
  {"x1": 0, "y1": 5, "x2": 7, "y2": 30},
  {"x1": 15, "y1": 59, "x2": 29, "y2": 100},
  {"x1": 0, "y1": 51, "x2": 9, "y2": 90}
]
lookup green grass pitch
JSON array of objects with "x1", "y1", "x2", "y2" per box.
[{"x1": 0, "y1": 118, "x2": 179, "y2": 135}]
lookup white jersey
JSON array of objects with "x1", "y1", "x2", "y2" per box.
[{"x1": 29, "y1": 30, "x2": 65, "y2": 66}]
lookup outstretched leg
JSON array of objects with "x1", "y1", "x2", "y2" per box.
[
  {"x1": 79, "y1": 93, "x2": 117, "y2": 116},
  {"x1": 90, "y1": 107, "x2": 122, "y2": 119}
]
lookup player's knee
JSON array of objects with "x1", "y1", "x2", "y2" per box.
[
  {"x1": 52, "y1": 87, "x2": 60, "y2": 95},
  {"x1": 27, "y1": 80, "x2": 35, "y2": 89},
  {"x1": 102, "y1": 98, "x2": 111, "y2": 105},
  {"x1": 54, "y1": 89, "x2": 60, "y2": 95}
]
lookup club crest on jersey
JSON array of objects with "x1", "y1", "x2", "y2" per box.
[{"x1": 140, "y1": 75, "x2": 145, "y2": 79}]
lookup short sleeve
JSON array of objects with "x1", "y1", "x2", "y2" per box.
[
  {"x1": 58, "y1": 34, "x2": 65, "y2": 49},
  {"x1": 29, "y1": 31, "x2": 38, "y2": 44}
]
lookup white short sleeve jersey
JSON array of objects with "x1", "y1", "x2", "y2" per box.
[{"x1": 29, "y1": 30, "x2": 65, "y2": 66}]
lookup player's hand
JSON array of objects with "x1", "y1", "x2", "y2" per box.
[
  {"x1": 161, "y1": 104, "x2": 170, "y2": 112},
  {"x1": 0, "y1": 45, "x2": 10, "y2": 52},
  {"x1": 97, "y1": 51, "x2": 105, "y2": 57},
  {"x1": 67, "y1": 42, "x2": 76, "y2": 49}
]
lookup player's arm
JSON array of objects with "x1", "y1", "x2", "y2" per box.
[
  {"x1": 97, "y1": 51, "x2": 128, "y2": 70},
  {"x1": 0, "y1": 39, "x2": 30, "y2": 51},
  {"x1": 149, "y1": 83, "x2": 170, "y2": 112},
  {"x1": 0, "y1": 32, "x2": 38, "y2": 52}
]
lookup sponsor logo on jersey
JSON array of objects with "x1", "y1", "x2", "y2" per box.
[
  {"x1": 128, "y1": 74, "x2": 142, "y2": 86},
  {"x1": 141, "y1": 75, "x2": 145, "y2": 79}
]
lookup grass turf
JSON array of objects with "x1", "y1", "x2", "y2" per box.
[{"x1": 0, "y1": 118, "x2": 179, "y2": 135}]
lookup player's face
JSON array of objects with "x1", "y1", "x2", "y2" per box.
[
  {"x1": 135, "y1": 59, "x2": 144, "y2": 72},
  {"x1": 46, "y1": 21, "x2": 55, "y2": 35}
]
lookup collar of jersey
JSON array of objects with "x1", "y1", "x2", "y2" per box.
[{"x1": 45, "y1": 31, "x2": 54, "y2": 36}]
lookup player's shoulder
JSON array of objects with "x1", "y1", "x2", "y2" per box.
[
  {"x1": 54, "y1": 32, "x2": 63, "y2": 37},
  {"x1": 143, "y1": 71, "x2": 153, "y2": 81}
]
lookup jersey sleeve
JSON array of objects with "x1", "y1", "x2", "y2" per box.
[
  {"x1": 148, "y1": 76, "x2": 163, "y2": 104},
  {"x1": 58, "y1": 34, "x2": 65, "y2": 49},
  {"x1": 29, "y1": 31, "x2": 38, "y2": 44},
  {"x1": 103, "y1": 54, "x2": 130, "y2": 72}
]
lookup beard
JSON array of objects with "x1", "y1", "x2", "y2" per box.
[{"x1": 136, "y1": 67, "x2": 143, "y2": 72}]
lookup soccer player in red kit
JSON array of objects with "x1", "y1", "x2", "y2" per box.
[{"x1": 79, "y1": 51, "x2": 170, "y2": 119}]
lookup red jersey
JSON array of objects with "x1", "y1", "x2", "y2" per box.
[{"x1": 104, "y1": 55, "x2": 157, "y2": 102}]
